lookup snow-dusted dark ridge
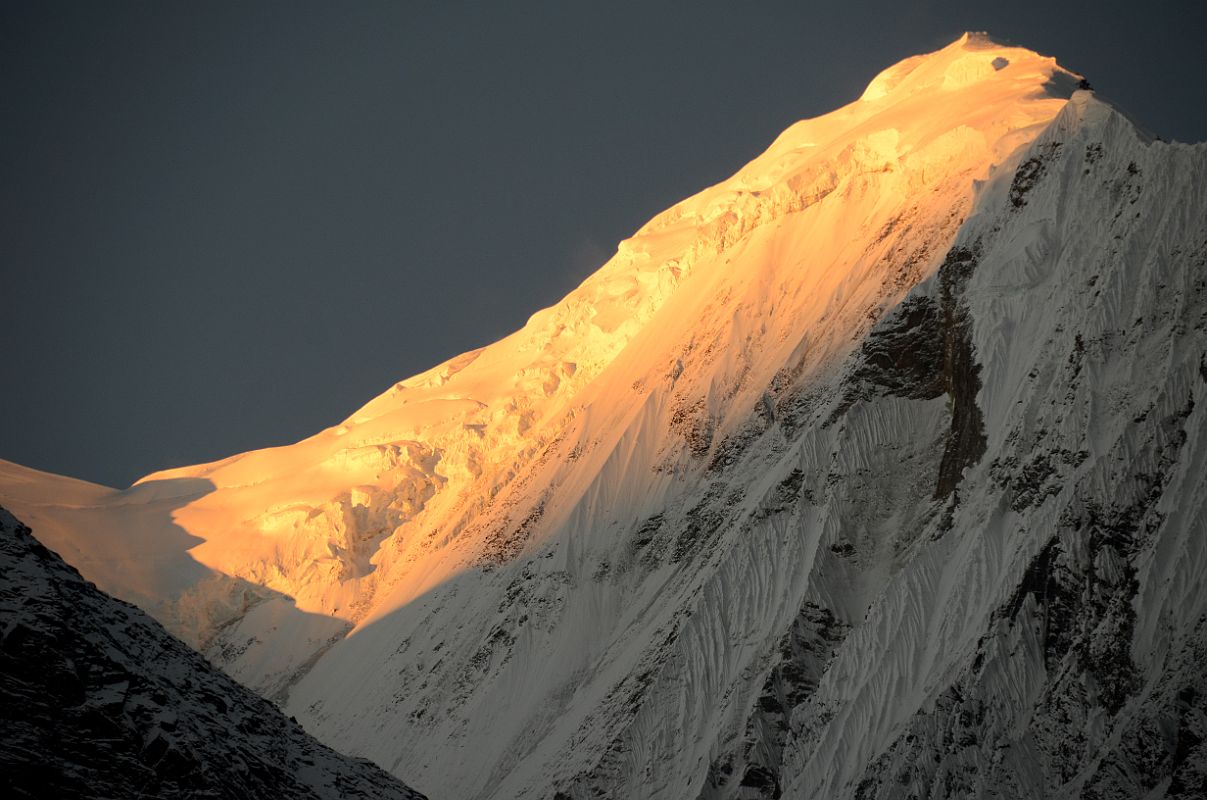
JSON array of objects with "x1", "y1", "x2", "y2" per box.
[
  {"x1": 0, "y1": 507, "x2": 426, "y2": 800},
  {"x1": 2, "y1": 34, "x2": 1206, "y2": 799}
]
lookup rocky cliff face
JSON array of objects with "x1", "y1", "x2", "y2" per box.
[
  {"x1": 1, "y1": 34, "x2": 1205, "y2": 800},
  {"x1": 0, "y1": 508, "x2": 426, "y2": 800}
]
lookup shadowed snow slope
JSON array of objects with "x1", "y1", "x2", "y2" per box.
[
  {"x1": 0, "y1": 507, "x2": 426, "y2": 799},
  {"x1": 3, "y1": 33, "x2": 1206, "y2": 799}
]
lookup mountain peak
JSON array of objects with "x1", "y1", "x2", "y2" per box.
[
  {"x1": 4, "y1": 35, "x2": 1087, "y2": 647},
  {"x1": 6, "y1": 37, "x2": 1203, "y2": 800},
  {"x1": 859, "y1": 32, "x2": 1079, "y2": 102}
]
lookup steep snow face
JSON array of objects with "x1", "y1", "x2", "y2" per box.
[
  {"x1": 724, "y1": 91, "x2": 1207, "y2": 800},
  {"x1": 4, "y1": 33, "x2": 1205, "y2": 800},
  {"x1": 0, "y1": 29, "x2": 1074, "y2": 670},
  {"x1": 0, "y1": 507, "x2": 427, "y2": 799}
]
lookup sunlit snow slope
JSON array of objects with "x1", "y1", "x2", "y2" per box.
[{"x1": 3, "y1": 33, "x2": 1205, "y2": 799}]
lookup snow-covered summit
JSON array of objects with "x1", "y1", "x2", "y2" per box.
[
  {"x1": 3, "y1": 33, "x2": 1077, "y2": 646},
  {"x1": 4, "y1": 34, "x2": 1206, "y2": 800}
]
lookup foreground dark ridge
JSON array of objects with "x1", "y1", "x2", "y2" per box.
[{"x1": 0, "y1": 507, "x2": 425, "y2": 800}]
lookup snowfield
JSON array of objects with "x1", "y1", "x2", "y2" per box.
[{"x1": 2, "y1": 33, "x2": 1205, "y2": 799}]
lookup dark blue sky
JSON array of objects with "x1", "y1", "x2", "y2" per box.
[{"x1": 3, "y1": 1, "x2": 1205, "y2": 488}]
